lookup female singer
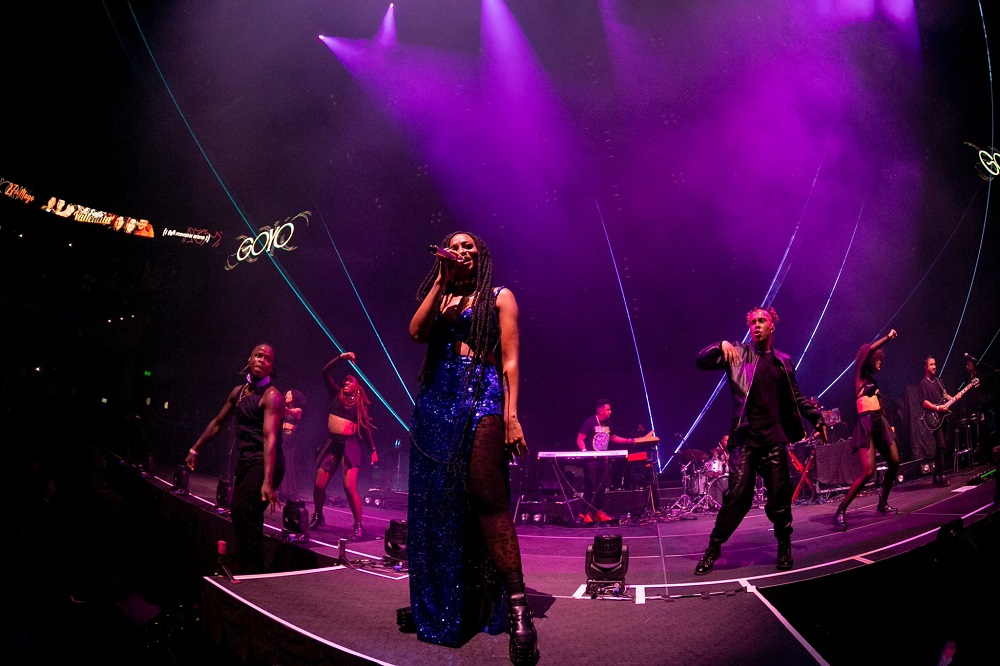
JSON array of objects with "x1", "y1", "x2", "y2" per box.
[{"x1": 400, "y1": 231, "x2": 538, "y2": 665}]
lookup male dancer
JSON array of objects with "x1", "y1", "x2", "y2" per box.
[
  {"x1": 186, "y1": 343, "x2": 285, "y2": 574},
  {"x1": 693, "y1": 307, "x2": 826, "y2": 575}
]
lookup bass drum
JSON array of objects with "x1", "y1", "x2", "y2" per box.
[{"x1": 708, "y1": 475, "x2": 729, "y2": 506}]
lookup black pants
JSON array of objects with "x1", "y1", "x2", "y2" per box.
[
  {"x1": 930, "y1": 427, "x2": 948, "y2": 474},
  {"x1": 231, "y1": 453, "x2": 284, "y2": 574},
  {"x1": 708, "y1": 443, "x2": 792, "y2": 546},
  {"x1": 582, "y1": 459, "x2": 610, "y2": 511}
]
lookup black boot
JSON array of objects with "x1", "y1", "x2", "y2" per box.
[
  {"x1": 396, "y1": 606, "x2": 415, "y2": 633},
  {"x1": 508, "y1": 602, "x2": 539, "y2": 666},
  {"x1": 776, "y1": 539, "x2": 793, "y2": 571},
  {"x1": 694, "y1": 544, "x2": 721, "y2": 575},
  {"x1": 876, "y1": 502, "x2": 897, "y2": 514},
  {"x1": 876, "y1": 495, "x2": 898, "y2": 514},
  {"x1": 502, "y1": 572, "x2": 538, "y2": 666}
]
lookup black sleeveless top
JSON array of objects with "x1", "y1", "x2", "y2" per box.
[
  {"x1": 328, "y1": 395, "x2": 358, "y2": 423},
  {"x1": 236, "y1": 381, "x2": 281, "y2": 461}
]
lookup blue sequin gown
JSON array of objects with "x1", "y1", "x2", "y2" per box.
[{"x1": 407, "y1": 303, "x2": 505, "y2": 647}]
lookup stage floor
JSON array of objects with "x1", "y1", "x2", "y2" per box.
[{"x1": 146, "y1": 461, "x2": 999, "y2": 666}]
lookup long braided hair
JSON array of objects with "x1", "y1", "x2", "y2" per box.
[
  {"x1": 341, "y1": 374, "x2": 376, "y2": 437},
  {"x1": 414, "y1": 231, "x2": 502, "y2": 388}
]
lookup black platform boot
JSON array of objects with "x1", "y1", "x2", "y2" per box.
[
  {"x1": 833, "y1": 506, "x2": 848, "y2": 531},
  {"x1": 502, "y1": 572, "x2": 539, "y2": 666},
  {"x1": 395, "y1": 606, "x2": 415, "y2": 633},
  {"x1": 876, "y1": 489, "x2": 897, "y2": 514}
]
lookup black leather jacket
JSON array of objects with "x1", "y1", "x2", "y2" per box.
[{"x1": 696, "y1": 340, "x2": 824, "y2": 442}]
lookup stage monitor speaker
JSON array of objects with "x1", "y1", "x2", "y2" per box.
[{"x1": 602, "y1": 490, "x2": 648, "y2": 517}]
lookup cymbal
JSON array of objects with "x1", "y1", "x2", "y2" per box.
[{"x1": 676, "y1": 449, "x2": 709, "y2": 463}]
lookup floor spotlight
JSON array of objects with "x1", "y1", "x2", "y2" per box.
[
  {"x1": 171, "y1": 465, "x2": 189, "y2": 494},
  {"x1": 216, "y1": 478, "x2": 233, "y2": 514},
  {"x1": 282, "y1": 499, "x2": 309, "y2": 542},
  {"x1": 585, "y1": 534, "x2": 629, "y2": 598},
  {"x1": 935, "y1": 517, "x2": 964, "y2": 545},
  {"x1": 384, "y1": 519, "x2": 408, "y2": 567}
]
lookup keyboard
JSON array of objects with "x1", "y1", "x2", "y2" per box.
[{"x1": 537, "y1": 450, "x2": 628, "y2": 460}]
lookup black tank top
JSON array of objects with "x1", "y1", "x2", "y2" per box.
[
  {"x1": 329, "y1": 395, "x2": 358, "y2": 423},
  {"x1": 236, "y1": 382, "x2": 281, "y2": 461}
]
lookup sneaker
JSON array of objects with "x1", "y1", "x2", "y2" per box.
[
  {"x1": 309, "y1": 512, "x2": 325, "y2": 530},
  {"x1": 694, "y1": 546, "x2": 720, "y2": 575},
  {"x1": 776, "y1": 541, "x2": 793, "y2": 571},
  {"x1": 579, "y1": 513, "x2": 594, "y2": 525},
  {"x1": 594, "y1": 510, "x2": 613, "y2": 523}
]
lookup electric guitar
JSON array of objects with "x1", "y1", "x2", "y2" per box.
[{"x1": 922, "y1": 377, "x2": 979, "y2": 431}]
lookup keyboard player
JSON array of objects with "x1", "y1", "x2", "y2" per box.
[{"x1": 576, "y1": 399, "x2": 641, "y2": 524}]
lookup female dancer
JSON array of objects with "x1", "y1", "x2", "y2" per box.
[
  {"x1": 400, "y1": 231, "x2": 538, "y2": 665},
  {"x1": 309, "y1": 352, "x2": 377, "y2": 541},
  {"x1": 834, "y1": 329, "x2": 901, "y2": 530}
]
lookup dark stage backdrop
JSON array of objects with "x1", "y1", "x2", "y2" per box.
[{"x1": 4, "y1": 1, "x2": 999, "y2": 491}]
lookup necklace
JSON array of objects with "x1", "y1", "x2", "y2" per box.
[{"x1": 450, "y1": 277, "x2": 476, "y2": 291}]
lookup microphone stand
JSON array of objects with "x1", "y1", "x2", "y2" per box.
[{"x1": 978, "y1": 360, "x2": 999, "y2": 374}]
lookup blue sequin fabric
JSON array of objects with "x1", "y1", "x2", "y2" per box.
[{"x1": 407, "y1": 303, "x2": 504, "y2": 647}]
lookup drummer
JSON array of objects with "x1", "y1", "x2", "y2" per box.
[
  {"x1": 712, "y1": 435, "x2": 729, "y2": 460},
  {"x1": 705, "y1": 435, "x2": 729, "y2": 476}
]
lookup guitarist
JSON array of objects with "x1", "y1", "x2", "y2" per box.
[{"x1": 919, "y1": 356, "x2": 953, "y2": 487}]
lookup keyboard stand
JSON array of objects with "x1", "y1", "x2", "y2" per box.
[{"x1": 544, "y1": 458, "x2": 585, "y2": 525}]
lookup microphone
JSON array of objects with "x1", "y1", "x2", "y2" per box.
[
  {"x1": 427, "y1": 245, "x2": 461, "y2": 262},
  {"x1": 964, "y1": 353, "x2": 979, "y2": 363}
]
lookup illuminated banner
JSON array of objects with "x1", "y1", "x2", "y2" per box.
[
  {"x1": 1, "y1": 175, "x2": 223, "y2": 248},
  {"x1": 226, "y1": 211, "x2": 309, "y2": 270}
]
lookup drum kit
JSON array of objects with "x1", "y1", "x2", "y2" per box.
[{"x1": 672, "y1": 449, "x2": 731, "y2": 514}]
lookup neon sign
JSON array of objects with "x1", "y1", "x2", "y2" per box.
[
  {"x1": 966, "y1": 142, "x2": 1000, "y2": 181},
  {"x1": 1, "y1": 178, "x2": 35, "y2": 205},
  {"x1": 3, "y1": 173, "x2": 224, "y2": 248},
  {"x1": 225, "y1": 211, "x2": 310, "y2": 270}
]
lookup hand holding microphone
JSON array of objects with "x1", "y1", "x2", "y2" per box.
[{"x1": 428, "y1": 245, "x2": 461, "y2": 262}]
